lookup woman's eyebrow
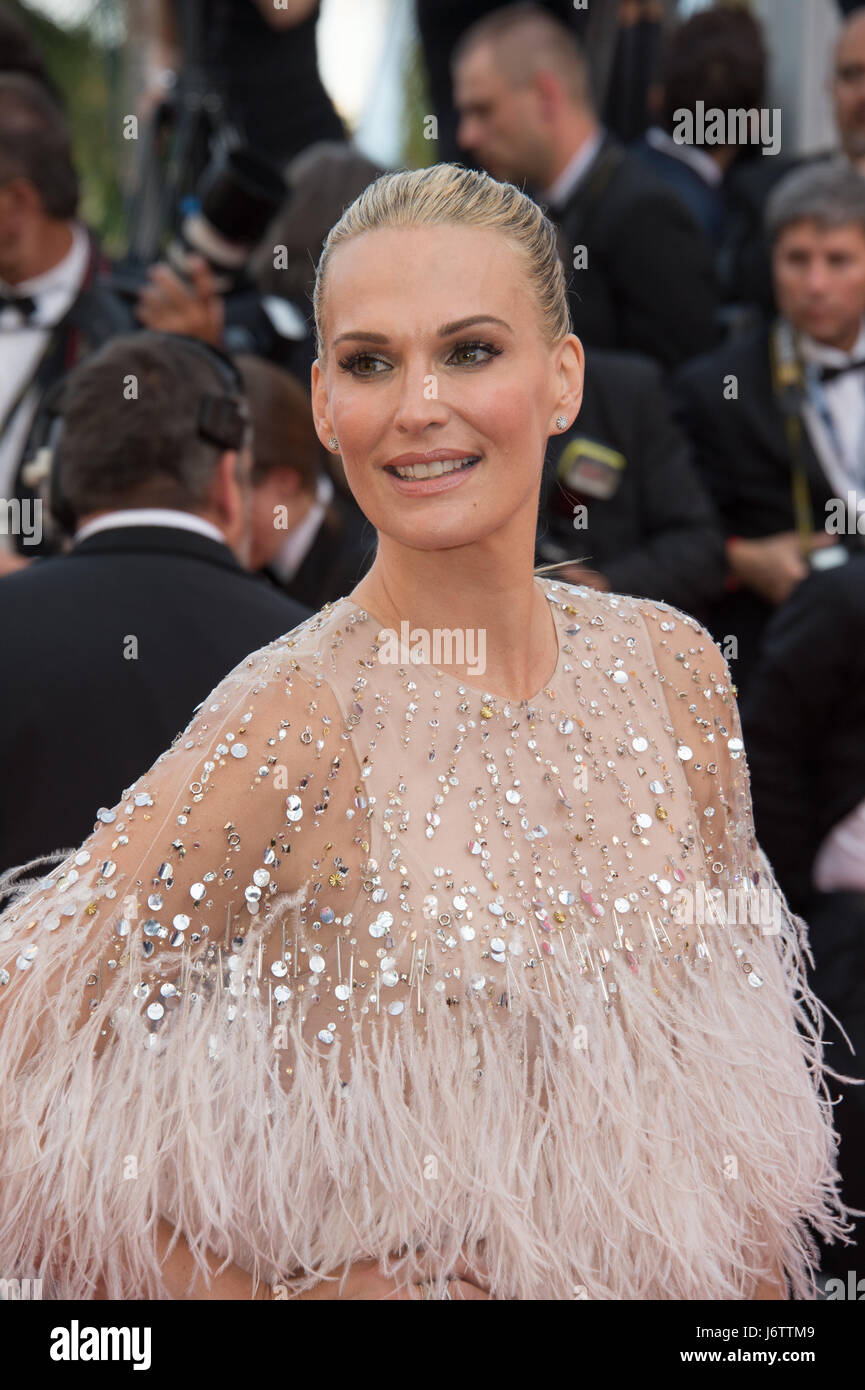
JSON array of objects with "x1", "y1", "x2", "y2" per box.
[{"x1": 332, "y1": 315, "x2": 513, "y2": 347}]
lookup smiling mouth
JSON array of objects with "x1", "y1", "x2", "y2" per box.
[{"x1": 386, "y1": 456, "x2": 481, "y2": 480}]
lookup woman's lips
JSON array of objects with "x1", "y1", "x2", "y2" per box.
[{"x1": 385, "y1": 458, "x2": 480, "y2": 496}]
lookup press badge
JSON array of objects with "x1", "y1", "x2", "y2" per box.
[{"x1": 557, "y1": 437, "x2": 626, "y2": 499}]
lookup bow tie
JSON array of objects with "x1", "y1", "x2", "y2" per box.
[
  {"x1": 0, "y1": 291, "x2": 37, "y2": 321},
  {"x1": 817, "y1": 358, "x2": 865, "y2": 383}
]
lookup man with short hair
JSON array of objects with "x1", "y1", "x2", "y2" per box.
[
  {"x1": 451, "y1": 2, "x2": 719, "y2": 369},
  {"x1": 237, "y1": 354, "x2": 373, "y2": 610},
  {"x1": 0, "y1": 74, "x2": 133, "y2": 561},
  {"x1": 673, "y1": 162, "x2": 865, "y2": 692},
  {"x1": 632, "y1": 7, "x2": 797, "y2": 313},
  {"x1": 0, "y1": 332, "x2": 309, "y2": 876},
  {"x1": 833, "y1": 5, "x2": 865, "y2": 174}
]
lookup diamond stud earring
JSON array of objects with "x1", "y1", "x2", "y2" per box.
[
  {"x1": 328, "y1": 436, "x2": 339, "y2": 451},
  {"x1": 556, "y1": 415, "x2": 569, "y2": 430}
]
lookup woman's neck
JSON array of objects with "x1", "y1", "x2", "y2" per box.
[{"x1": 349, "y1": 537, "x2": 560, "y2": 703}]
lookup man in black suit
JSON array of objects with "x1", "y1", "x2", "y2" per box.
[
  {"x1": 741, "y1": 557, "x2": 865, "y2": 1278},
  {"x1": 673, "y1": 162, "x2": 865, "y2": 693},
  {"x1": 631, "y1": 7, "x2": 798, "y2": 315},
  {"x1": 414, "y1": 0, "x2": 592, "y2": 166},
  {"x1": 237, "y1": 354, "x2": 374, "y2": 610},
  {"x1": 536, "y1": 347, "x2": 724, "y2": 620},
  {"x1": 0, "y1": 74, "x2": 134, "y2": 565},
  {"x1": 0, "y1": 333, "x2": 309, "y2": 877},
  {"x1": 451, "y1": 3, "x2": 720, "y2": 370}
]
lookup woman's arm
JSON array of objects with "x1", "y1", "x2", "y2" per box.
[
  {"x1": 0, "y1": 648, "x2": 362, "y2": 1299},
  {"x1": 752, "y1": 1267, "x2": 786, "y2": 1300},
  {"x1": 126, "y1": 1225, "x2": 491, "y2": 1300},
  {"x1": 634, "y1": 595, "x2": 849, "y2": 1298},
  {"x1": 88, "y1": 1222, "x2": 263, "y2": 1300}
]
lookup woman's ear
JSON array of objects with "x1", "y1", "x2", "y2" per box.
[
  {"x1": 310, "y1": 358, "x2": 332, "y2": 453},
  {"x1": 556, "y1": 333, "x2": 585, "y2": 428}
]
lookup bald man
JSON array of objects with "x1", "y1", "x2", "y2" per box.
[{"x1": 451, "y1": 3, "x2": 719, "y2": 370}]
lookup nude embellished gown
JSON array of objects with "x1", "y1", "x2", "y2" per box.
[{"x1": 0, "y1": 579, "x2": 850, "y2": 1298}]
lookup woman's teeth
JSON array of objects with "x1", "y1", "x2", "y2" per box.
[{"x1": 393, "y1": 456, "x2": 479, "y2": 480}]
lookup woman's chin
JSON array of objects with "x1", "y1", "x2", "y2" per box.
[{"x1": 375, "y1": 522, "x2": 493, "y2": 554}]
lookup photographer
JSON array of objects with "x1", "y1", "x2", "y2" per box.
[
  {"x1": 130, "y1": 144, "x2": 316, "y2": 384},
  {"x1": 537, "y1": 346, "x2": 724, "y2": 620},
  {"x1": 673, "y1": 162, "x2": 865, "y2": 693},
  {"x1": 139, "y1": 1, "x2": 345, "y2": 167},
  {"x1": 0, "y1": 74, "x2": 134, "y2": 565}
]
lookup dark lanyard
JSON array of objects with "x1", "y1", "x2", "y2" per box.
[
  {"x1": 769, "y1": 319, "x2": 815, "y2": 552},
  {"x1": 0, "y1": 322, "x2": 65, "y2": 443}
]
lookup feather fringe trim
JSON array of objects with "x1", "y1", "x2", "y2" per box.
[{"x1": 0, "y1": 854, "x2": 857, "y2": 1300}]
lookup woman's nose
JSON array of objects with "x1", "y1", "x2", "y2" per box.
[{"x1": 391, "y1": 366, "x2": 450, "y2": 431}]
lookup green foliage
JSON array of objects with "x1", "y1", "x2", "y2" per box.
[
  {"x1": 5, "y1": 0, "x2": 126, "y2": 252},
  {"x1": 399, "y1": 29, "x2": 437, "y2": 171}
]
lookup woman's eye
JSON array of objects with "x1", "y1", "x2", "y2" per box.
[
  {"x1": 338, "y1": 353, "x2": 387, "y2": 375},
  {"x1": 450, "y1": 341, "x2": 498, "y2": 365},
  {"x1": 338, "y1": 341, "x2": 501, "y2": 376}
]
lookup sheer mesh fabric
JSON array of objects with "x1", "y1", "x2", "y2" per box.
[{"x1": 0, "y1": 580, "x2": 851, "y2": 1299}]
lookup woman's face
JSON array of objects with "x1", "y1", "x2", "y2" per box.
[{"x1": 311, "y1": 223, "x2": 583, "y2": 553}]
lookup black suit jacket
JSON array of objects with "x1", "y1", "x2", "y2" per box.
[
  {"x1": 671, "y1": 321, "x2": 863, "y2": 690},
  {"x1": 0, "y1": 524, "x2": 310, "y2": 874},
  {"x1": 550, "y1": 133, "x2": 720, "y2": 369},
  {"x1": 263, "y1": 489, "x2": 375, "y2": 611},
  {"x1": 9, "y1": 230, "x2": 136, "y2": 558},
  {"x1": 741, "y1": 556, "x2": 865, "y2": 919},
  {"x1": 538, "y1": 348, "x2": 724, "y2": 619}
]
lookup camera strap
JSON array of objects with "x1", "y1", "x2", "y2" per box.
[
  {"x1": 0, "y1": 319, "x2": 68, "y2": 451},
  {"x1": 768, "y1": 318, "x2": 816, "y2": 553}
]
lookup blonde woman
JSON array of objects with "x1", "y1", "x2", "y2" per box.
[{"x1": 0, "y1": 164, "x2": 851, "y2": 1301}]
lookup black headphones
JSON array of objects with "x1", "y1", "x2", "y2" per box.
[{"x1": 35, "y1": 334, "x2": 250, "y2": 537}]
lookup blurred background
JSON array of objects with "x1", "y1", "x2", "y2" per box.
[
  {"x1": 5, "y1": 0, "x2": 853, "y2": 254},
  {"x1": 3, "y1": 0, "x2": 865, "y2": 1293}
]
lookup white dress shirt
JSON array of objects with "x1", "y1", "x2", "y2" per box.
[
  {"x1": 268, "y1": 473, "x2": 334, "y2": 584},
  {"x1": 539, "y1": 127, "x2": 605, "y2": 210},
  {"x1": 813, "y1": 798, "x2": 865, "y2": 894},
  {"x1": 0, "y1": 220, "x2": 90, "y2": 553},
  {"x1": 799, "y1": 321, "x2": 865, "y2": 518},
  {"x1": 73, "y1": 508, "x2": 227, "y2": 546}
]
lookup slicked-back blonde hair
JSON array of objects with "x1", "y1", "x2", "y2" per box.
[{"x1": 312, "y1": 162, "x2": 571, "y2": 365}]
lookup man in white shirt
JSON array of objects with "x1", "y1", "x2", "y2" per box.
[
  {"x1": 673, "y1": 160, "x2": 865, "y2": 692},
  {"x1": 0, "y1": 74, "x2": 131, "y2": 565},
  {"x1": 0, "y1": 331, "x2": 308, "y2": 875}
]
